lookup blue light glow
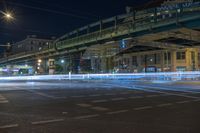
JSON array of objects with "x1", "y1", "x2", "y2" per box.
[{"x1": 0, "y1": 71, "x2": 199, "y2": 81}]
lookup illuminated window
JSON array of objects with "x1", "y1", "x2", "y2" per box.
[{"x1": 176, "y1": 52, "x2": 185, "y2": 60}]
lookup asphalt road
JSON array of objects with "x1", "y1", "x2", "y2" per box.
[{"x1": 0, "y1": 80, "x2": 200, "y2": 133}]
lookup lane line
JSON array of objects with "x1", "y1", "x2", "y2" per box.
[
  {"x1": 106, "y1": 110, "x2": 129, "y2": 115},
  {"x1": 74, "y1": 114, "x2": 100, "y2": 119},
  {"x1": 119, "y1": 92, "x2": 131, "y2": 95},
  {"x1": 62, "y1": 112, "x2": 68, "y2": 115},
  {"x1": 105, "y1": 84, "x2": 200, "y2": 100},
  {"x1": 145, "y1": 95, "x2": 159, "y2": 98},
  {"x1": 135, "y1": 85, "x2": 200, "y2": 99},
  {"x1": 92, "y1": 100, "x2": 108, "y2": 103},
  {"x1": 111, "y1": 98, "x2": 126, "y2": 101},
  {"x1": 192, "y1": 99, "x2": 200, "y2": 102},
  {"x1": 71, "y1": 96, "x2": 86, "y2": 98},
  {"x1": 77, "y1": 103, "x2": 92, "y2": 107},
  {"x1": 91, "y1": 106, "x2": 109, "y2": 111},
  {"x1": 134, "y1": 106, "x2": 153, "y2": 110},
  {"x1": 0, "y1": 100, "x2": 9, "y2": 104},
  {"x1": 27, "y1": 90, "x2": 62, "y2": 99},
  {"x1": 141, "y1": 85, "x2": 200, "y2": 94},
  {"x1": 32, "y1": 118, "x2": 64, "y2": 125},
  {"x1": 0, "y1": 124, "x2": 19, "y2": 129},
  {"x1": 104, "y1": 93, "x2": 116, "y2": 96},
  {"x1": 157, "y1": 103, "x2": 173, "y2": 107},
  {"x1": 0, "y1": 97, "x2": 6, "y2": 100},
  {"x1": 176, "y1": 101, "x2": 190, "y2": 104},
  {"x1": 128, "y1": 96, "x2": 143, "y2": 99},
  {"x1": 89, "y1": 94, "x2": 101, "y2": 97}
]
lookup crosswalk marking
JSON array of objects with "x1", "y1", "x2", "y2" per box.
[{"x1": 0, "y1": 94, "x2": 9, "y2": 104}]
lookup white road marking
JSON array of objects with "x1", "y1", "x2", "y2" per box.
[
  {"x1": 62, "y1": 112, "x2": 68, "y2": 115},
  {"x1": 89, "y1": 94, "x2": 101, "y2": 97},
  {"x1": 128, "y1": 96, "x2": 143, "y2": 99},
  {"x1": 91, "y1": 106, "x2": 109, "y2": 111},
  {"x1": 176, "y1": 101, "x2": 190, "y2": 104},
  {"x1": 0, "y1": 94, "x2": 8, "y2": 102},
  {"x1": 104, "y1": 93, "x2": 116, "y2": 96},
  {"x1": 111, "y1": 98, "x2": 126, "y2": 101},
  {"x1": 0, "y1": 97, "x2": 6, "y2": 100},
  {"x1": 27, "y1": 90, "x2": 61, "y2": 99},
  {"x1": 74, "y1": 114, "x2": 100, "y2": 119},
  {"x1": 192, "y1": 99, "x2": 200, "y2": 102},
  {"x1": 32, "y1": 118, "x2": 64, "y2": 125},
  {"x1": 135, "y1": 85, "x2": 200, "y2": 99},
  {"x1": 106, "y1": 84, "x2": 200, "y2": 100},
  {"x1": 0, "y1": 124, "x2": 19, "y2": 129},
  {"x1": 157, "y1": 103, "x2": 173, "y2": 107},
  {"x1": 92, "y1": 99, "x2": 108, "y2": 103},
  {"x1": 0, "y1": 100, "x2": 9, "y2": 104},
  {"x1": 106, "y1": 110, "x2": 129, "y2": 115},
  {"x1": 146, "y1": 95, "x2": 159, "y2": 98},
  {"x1": 120, "y1": 92, "x2": 131, "y2": 95},
  {"x1": 134, "y1": 106, "x2": 153, "y2": 110},
  {"x1": 71, "y1": 95, "x2": 86, "y2": 98},
  {"x1": 77, "y1": 103, "x2": 92, "y2": 107}
]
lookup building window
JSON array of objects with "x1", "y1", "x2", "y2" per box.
[
  {"x1": 164, "y1": 52, "x2": 171, "y2": 61},
  {"x1": 132, "y1": 56, "x2": 137, "y2": 66},
  {"x1": 176, "y1": 52, "x2": 185, "y2": 60},
  {"x1": 156, "y1": 53, "x2": 161, "y2": 64}
]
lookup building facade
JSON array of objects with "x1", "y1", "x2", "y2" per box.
[
  {"x1": 114, "y1": 48, "x2": 200, "y2": 73},
  {"x1": 9, "y1": 35, "x2": 54, "y2": 56}
]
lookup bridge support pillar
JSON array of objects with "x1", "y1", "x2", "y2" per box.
[
  {"x1": 171, "y1": 51, "x2": 177, "y2": 72},
  {"x1": 48, "y1": 59, "x2": 56, "y2": 75},
  {"x1": 160, "y1": 52, "x2": 164, "y2": 72}
]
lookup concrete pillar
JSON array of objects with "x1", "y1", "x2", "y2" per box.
[
  {"x1": 195, "y1": 49, "x2": 199, "y2": 70},
  {"x1": 101, "y1": 57, "x2": 107, "y2": 73},
  {"x1": 129, "y1": 56, "x2": 133, "y2": 72},
  {"x1": 171, "y1": 51, "x2": 177, "y2": 72},
  {"x1": 48, "y1": 58, "x2": 55, "y2": 75},
  {"x1": 137, "y1": 55, "x2": 142, "y2": 72},
  {"x1": 186, "y1": 49, "x2": 191, "y2": 71},
  {"x1": 160, "y1": 52, "x2": 164, "y2": 72}
]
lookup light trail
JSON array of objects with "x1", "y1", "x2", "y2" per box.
[{"x1": 0, "y1": 71, "x2": 200, "y2": 81}]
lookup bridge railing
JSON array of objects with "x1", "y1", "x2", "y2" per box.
[{"x1": 56, "y1": 3, "x2": 200, "y2": 50}]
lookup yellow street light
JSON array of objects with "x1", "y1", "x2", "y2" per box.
[
  {"x1": 38, "y1": 59, "x2": 42, "y2": 63},
  {"x1": 0, "y1": 10, "x2": 14, "y2": 20},
  {"x1": 5, "y1": 13, "x2": 12, "y2": 19}
]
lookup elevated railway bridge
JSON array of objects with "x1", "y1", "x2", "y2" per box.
[{"x1": 0, "y1": 1, "x2": 200, "y2": 74}]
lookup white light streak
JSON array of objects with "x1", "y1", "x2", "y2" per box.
[{"x1": 0, "y1": 71, "x2": 199, "y2": 81}]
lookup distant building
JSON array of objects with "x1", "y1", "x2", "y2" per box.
[{"x1": 8, "y1": 35, "x2": 54, "y2": 56}]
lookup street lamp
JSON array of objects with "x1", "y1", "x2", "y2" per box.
[
  {"x1": 61, "y1": 59, "x2": 65, "y2": 64},
  {"x1": 0, "y1": 10, "x2": 14, "y2": 20}
]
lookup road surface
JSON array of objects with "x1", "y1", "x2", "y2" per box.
[{"x1": 0, "y1": 80, "x2": 200, "y2": 133}]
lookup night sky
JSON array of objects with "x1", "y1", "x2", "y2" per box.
[{"x1": 0, "y1": 0, "x2": 149, "y2": 45}]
